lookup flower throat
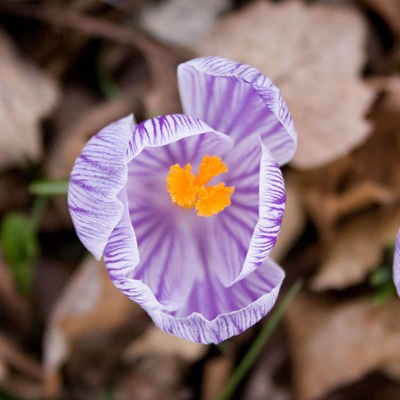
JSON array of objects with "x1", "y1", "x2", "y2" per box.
[{"x1": 166, "y1": 155, "x2": 234, "y2": 217}]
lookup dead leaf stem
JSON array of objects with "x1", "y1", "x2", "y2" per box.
[{"x1": 0, "y1": 3, "x2": 191, "y2": 65}]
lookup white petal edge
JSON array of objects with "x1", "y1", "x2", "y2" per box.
[
  {"x1": 147, "y1": 258, "x2": 285, "y2": 344},
  {"x1": 235, "y1": 141, "x2": 286, "y2": 283},
  {"x1": 68, "y1": 115, "x2": 135, "y2": 259},
  {"x1": 178, "y1": 56, "x2": 297, "y2": 166},
  {"x1": 394, "y1": 229, "x2": 400, "y2": 296},
  {"x1": 69, "y1": 114, "x2": 220, "y2": 260}
]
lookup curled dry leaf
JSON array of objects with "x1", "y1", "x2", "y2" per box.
[
  {"x1": 123, "y1": 325, "x2": 207, "y2": 364},
  {"x1": 285, "y1": 292, "x2": 400, "y2": 400},
  {"x1": 138, "y1": 0, "x2": 230, "y2": 46},
  {"x1": 46, "y1": 90, "x2": 137, "y2": 179},
  {"x1": 0, "y1": 252, "x2": 31, "y2": 334},
  {"x1": 299, "y1": 75, "x2": 400, "y2": 289},
  {"x1": 114, "y1": 354, "x2": 192, "y2": 400},
  {"x1": 312, "y1": 204, "x2": 400, "y2": 291},
  {"x1": 43, "y1": 256, "x2": 148, "y2": 399},
  {"x1": 0, "y1": 28, "x2": 59, "y2": 170},
  {"x1": 242, "y1": 337, "x2": 293, "y2": 400},
  {"x1": 197, "y1": 1, "x2": 375, "y2": 169},
  {"x1": 0, "y1": 332, "x2": 42, "y2": 399},
  {"x1": 298, "y1": 75, "x2": 400, "y2": 245},
  {"x1": 360, "y1": 0, "x2": 400, "y2": 37},
  {"x1": 201, "y1": 353, "x2": 235, "y2": 400}
]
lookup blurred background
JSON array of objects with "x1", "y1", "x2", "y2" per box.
[{"x1": 0, "y1": 0, "x2": 399, "y2": 399}]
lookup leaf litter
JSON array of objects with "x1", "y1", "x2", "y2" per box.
[{"x1": 0, "y1": 0, "x2": 400, "y2": 399}]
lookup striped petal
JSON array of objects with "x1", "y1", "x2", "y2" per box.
[
  {"x1": 68, "y1": 115, "x2": 135, "y2": 259},
  {"x1": 178, "y1": 56, "x2": 297, "y2": 166},
  {"x1": 203, "y1": 140, "x2": 285, "y2": 286},
  {"x1": 69, "y1": 114, "x2": 218, "y2": 261},
  {"x1": 394, "y1": 229, "x2": 400, "y2": 296},
  {"x1": 148, "y1": 258, "x2": 284, "y2": 343}
]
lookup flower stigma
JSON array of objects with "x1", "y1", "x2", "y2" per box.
[{"x1": 166, "y1": 155, "x2": 234, "y2": 217}]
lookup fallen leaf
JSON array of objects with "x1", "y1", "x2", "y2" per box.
[
  {"x1": 285, "y1": 292, "x2": 400, "y2": 400},
  {"x1": 0, "y1": 251, "x2": 31, "y2": 335},
  {"x1": 43, "y1": 256, "x2": 148, "y2": 399},
  {"x1": 311, "y1": 204, "x2": 400, "y2": 291},
  {"x1": 0, "y1": 332, "x2": 42, "y2": 399},
  {"x1": 114, "y1": 354, "x2": 192, "y2": 400},
  {"x1": 123, "y1": 325, "x2": 207, "y2": 364},
  {"x1": 138, "y1": 0, "x2": 230, "y2": 46},
  {"x1": 198, "y1": 1, "x2": 375, "y2": 169},
  {"x1": 202, "y1": 353, "x2": 235, "y2": 400},
  {"x1": 46, "y1": 90, "x2": 136, "y2": 179},
  {"x1": 0, "y1": 28, "x2": 59, "y2": 170},
  {"x1": 360, "y1": 0, "x2": 400, "y2": 37},
  {"x1": 242, "y1": 336, "x2": 292, "y2": 400},
  {"x1": 296, "y1": 75, "x2": 400, "y2": 244}
]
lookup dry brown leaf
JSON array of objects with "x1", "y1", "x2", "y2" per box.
[
  {"x1": 0, "y1": 28, "x2": 59, "y2": 170},
  {"x1": 360, "y1": 0, "x2": 400, "y2": 37},
  {"x1": 43, "y1": 256, "x2": 148, "y2": 399},
  {"x1": 123, "y1": 325, "x2": 207, "y2": 364},
  {"x1": 312, "y1": 204, "x2": 400, "y2": 291},
  {"x1": 0, "y1": 333, "x2": 42, "y2": 399},
  {"x1": 297, "y1": 75, "x2": 400, "y2": 243},
  {"x1": 285, "y1": 292, "x2": 400, "y2": 400},
  {"x1": 139, "y1": 0, "x2": 230, "y2": 46},
  {"x1": 201, "y1": 354, "x2": 235, "y2": 400},
  {"x1": 0, "y1": 252, "x2": 31, "y2": 335},
  {"x1": 46, "y1": 91, "x2": 137, "y2": 179},
  {"x1": 242, "y1": 337, "x2": 292, "y2": 400},
  {"x1": 197, "y1": 1, "x2": 375, "y2": 169},
  {"x1": 114, "y1": 354, "x2": 191, "y2": 400}
]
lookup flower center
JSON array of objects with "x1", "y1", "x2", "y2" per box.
[{"x1": 166, "y1": 155, "x2": 234, "y2": 217}]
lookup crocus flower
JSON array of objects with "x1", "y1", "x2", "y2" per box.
[
  {"x1": 68, "y1": 56, "x2": 297, "y2": 344},
  {"x1": 394, "y1": 230, "x2": 400, "y2": 296}
]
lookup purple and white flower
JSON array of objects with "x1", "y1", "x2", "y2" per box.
[
  {"x1": 394, "y1": 230, "x2": 400, "y2": 296},
  {"x1": 68, "y1": 56, "x2": 297, "y2": 343}
]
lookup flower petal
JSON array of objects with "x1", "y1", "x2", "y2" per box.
[
  {"x1": 68, "y1": 115, "x2": 135, "y2": 259},
  {"x1": 178, "y1": 56, "x2": 297, "y2": 165},
  {"x1": 200, "y1": 140, "x2": 285, "y2": 286},
  {"x1": 121, "y1": 130, "x2": 235, "y2": 311},
  {"x1": 394, "y1": 229, "x2": 400, "y2": 296},
  {"x1": 69, "y1": 114, "x2": 219, "y2": 260},
  {"x1": 238, "y1": 142, "x2": 286, "y2": 280},
  {"x1": 148, "y1": 258, "x2": 285, "y2": 344},
  {"x1": 78, "y1": 114, "x2": 233, "y2": 312}
]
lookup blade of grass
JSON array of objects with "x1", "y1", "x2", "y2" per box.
[
  {"x1": 29, "y1": 178, "x2": 69, "y2": 197},
  {"x1": 218, "y1": 279, "x2": 303, "y2": 400}
]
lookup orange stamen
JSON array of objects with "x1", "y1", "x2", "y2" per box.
[{"x1": 166, "y1": 155, "x2": 234, "y2": 217}]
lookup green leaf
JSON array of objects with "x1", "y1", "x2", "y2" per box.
[
  {"x1": 369, "y1": 243, "x2": 396, "y2": 306},
  {"x1": 1, "y1": 212, "x2": 38, "y2": 295},
  {"x1": 29, "y1": 178, "x2": 69, "y2": 197},
  {"x1": 217, "y1": 280, "x2": 303, "y2": 400}
]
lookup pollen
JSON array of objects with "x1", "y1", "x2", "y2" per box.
[{"x1": 166, "y1": 155, "x2": 234, "y2": 217}]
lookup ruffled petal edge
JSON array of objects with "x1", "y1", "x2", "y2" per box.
[
  {"x1": 148, "y1": 259, "x2": 285, "y2": 343},
  {"x1": 178, "y1": 56, "x2": 297, "y2": 166},
  {"x1": 393, "y1": 229, "x2": 400, "y2": 296}
]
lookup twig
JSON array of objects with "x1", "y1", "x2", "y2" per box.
[{"x1": 0, "y1": 2, "x2": 192, "y2": 64}]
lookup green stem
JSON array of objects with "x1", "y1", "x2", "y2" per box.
[
  {"x1": 29, "y1": 195, "x2": 48, "y2": 232},
  {"x1": 217, "y1": 279, "x2": 303, "y2": 400}
]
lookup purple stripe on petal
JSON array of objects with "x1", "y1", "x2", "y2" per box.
[
  {"x1": 236, "y1": 142, "x2": 286, "y2": 282},
  {"x1": 148, "y1": 258, "x2": 285, "y2": 344},
  {"x1": 394, "y1": 229, "x2": 400, "y2": 296},
  {"x1": 68, "y1": 115, "x2": 135, "y2": 259},
  {"x1": 178, "y1": 56, "x2": 297, "y2": 166}
]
